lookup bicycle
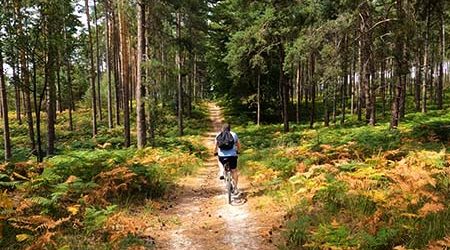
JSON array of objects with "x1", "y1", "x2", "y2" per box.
[{"x1": 223, "y1": 160, "x2": 236, "y2": 204}]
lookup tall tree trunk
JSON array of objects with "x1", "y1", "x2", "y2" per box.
[
  {"x1": 391, "y1": 0, "x2": 406, "y2": 129},
  {"x1": 309, "y1": 53, "x2": 316, "y2": 129},
  {"x1": 414, "y1": 55, "x2": 421, "y2": 111},
  {"x1": 22, "y1": 57, "x2": 35, "y2": 151},
  {"x1": 422, "y1": 10, "x2": 429, "y2": 113},
  {"x1": 279, "y1": 44, "x2": 289, "y2": 133},
  {"x1": 359, "y1": 1, "x2": 375, "y2": 125},
  {"x1": 94, "y1": 0, "x2": 102, "y2": 121},
  {"x1": 381, "y1": 60, "x2": 387, "y2": 116},
  {"x1": 332, "y1": 81, "x2": 337, "y2": 124},
  {"x1": 31, "y1": 51, "x2": 43, "y2": 162},
  {"x1": 62, "y1": 14, "x2": 74, "y2": 132},
  {"x1": 0, "y1": 47, "x2": 12, "y2": 161},
  {"x1": 136, "y1": 0, "x2": 146, "y2": 148},
  {"x1": 437, "y1": 7, "x2": 444, "y2": 109},
  {"x1": 105, "y1": 0, "x2": 113, "y2": 128},
  {"x1": 66, "y1": 60, "x2": 74, "y2": 131},
  {"x1": 56, "y1": 51, "x2": 63, "y2": 113},
  {"x1": 193, "y1": 54, "x2": 197, "y2": 102},
  {"x1": 296, "y1": 63, "x2": 301, "y2": 123},
  {"x1": 119, "y1": 1, "x2": 131, "y2": 147},
  {"x1": 257, "y1": 73, "x2": 261, "y2": 125},
  {"x1": 324, "y1": 81, "x2": 329, "y2": 127},
  {"x1": 13, "y1": 64, "x2": 22, "y2": 124},
  {"x1": 85, "y1": 0, "x2": 98, "y2": 136},
  {"x1": 176, "y1": 11, "x2": 184, "y2": 136},
  {"x1": 112, "y1": 6, "x2": 121, "y2": 126},
  {"x1": 16, "y1": 0, "x2": 35, "y2": 151},
  {"x1": 46, "y1": 6, "x2": 58, "y2": 156},
  {"x1": 350, "y1": 55, "x2": 355, "y2": 115}
]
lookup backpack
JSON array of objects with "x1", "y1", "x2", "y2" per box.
[{"x1": 217, "y1": 131, "x2": 235, "y2": 150}]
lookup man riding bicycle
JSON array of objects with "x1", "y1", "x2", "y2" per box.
[{"x1": 213, "y1": 123, "x2": 241, "y2": 194}]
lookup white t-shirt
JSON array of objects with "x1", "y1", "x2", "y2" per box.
[{"x1": 215, "y1": 131, "x2": 239, "y2": 157}]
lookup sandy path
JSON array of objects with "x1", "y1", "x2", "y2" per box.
[{"x1": 154, "y1": 103, "x2": 278, "y2": 250}]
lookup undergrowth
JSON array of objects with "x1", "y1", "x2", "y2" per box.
[
  {"x1": 233, "y1": 108, "x2": 450, "y2": 249},
  {"x1": 0, "y1": 102, "x2": 209, "y2": 249}
]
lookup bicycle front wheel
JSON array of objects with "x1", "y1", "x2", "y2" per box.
[{"x1": 226, "y1": 176, "x2": 232, "y2": 204}]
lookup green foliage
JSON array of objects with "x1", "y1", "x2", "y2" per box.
[
  {"x1": 233, "y1": 104, "x2": 450, "y2": 249},
  {"x1": 84, "y1": 205, "x2": 117, "y2": 234}
]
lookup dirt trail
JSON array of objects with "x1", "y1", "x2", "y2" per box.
[{"x1": 154, "y1": 103, "x2": 280, "y2": 250}]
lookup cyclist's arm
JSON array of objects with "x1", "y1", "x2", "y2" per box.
[
  {"x1": 213, "y1": 138, "x2": 218, "y2": 155},
  {"x1": 236, "y1": 140, "x2": 241, "y2": 153}
]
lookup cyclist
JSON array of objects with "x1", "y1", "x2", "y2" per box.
[{"x1": 213, "y1": 123, "x2": 241, "y2": 194}]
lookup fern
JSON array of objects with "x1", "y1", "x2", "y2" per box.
[{"x1": 84, "y1": 205, "x2": 117, "y2": 234}]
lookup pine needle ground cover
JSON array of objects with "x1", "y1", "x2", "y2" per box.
[
  {"x1": 234, "y1": 110, "x2": 450, "y2": 249},
  {"x1": 0, "y1": 104, "x2": 209, "y2": 249}
]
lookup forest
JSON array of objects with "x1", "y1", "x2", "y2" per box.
[{"x1": 0, "y1": 0, "x2": 449, "y2": 249}]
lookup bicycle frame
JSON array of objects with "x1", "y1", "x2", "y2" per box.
[{"x1": 223, "y1": 162, "x2": 235, "y2": 204}]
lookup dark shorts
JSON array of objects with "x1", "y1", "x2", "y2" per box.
[{"x1": 218, "y1": 156, "x2": 238, "y2": 170}]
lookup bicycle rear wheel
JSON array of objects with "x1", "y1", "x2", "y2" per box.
[{"x1": 226, "y1": 173, "x2": 232, "y2": 204}]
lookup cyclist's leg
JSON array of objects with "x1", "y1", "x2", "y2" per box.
[
  {"x1": 217, "y1": 157, "x2": 225, "y2": 179},
  {"x1": 231, "y1": 169, "x2": 238, "y2": 189},
  {"x1": 230, "y1": 156, "x2": 239, "y2": 190}
]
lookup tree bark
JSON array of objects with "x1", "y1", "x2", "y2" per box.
[
  {"x1": 437, "y1": 7, "x2": 444, "y2": 109},
  {"x1": 105, "y1": 0, "x2": 113, "y2": 128},
  {"x1": 136, "y1": 0, "x2": 147, "y2": 148},
  {"x1": 309, "y1": 53, "x2": 315, "y2": 129},
  {"x1": 391, "y1": 0, "x2": 406, "y2": 129},
  {"x1": 176, "y1": 11, "x2": 184, "y2": 136},
  {"x1": 119, "y1": 0, "x2": 131, "y2": 147},
  {"x1": 13, "y1": 63, "x2": 22, "y2": 124},
  {"x1": 94, "y1": 0, "x2": 103, "y2": 121},
  {"x1": 296, "y1": 63, "x2": 301, "y2": 123},
  {"x1": 422, "y1": 9, "x2": 429, "y2": 113},
  {"x1": 257, "y1": 73, "x2": 261, "y2": 125},
  {"x1": 15, "y1": 1, "x2": 36, "y2": 152},
  {"x1": 0, "y1": 47, "x2": 12, "y2": 161},
  {"x1": 279, "y1": 44, "x2": 289, "y2": 133},
  {"x1": 85, "y1": 0, "x2": 98, "y2": 136}
]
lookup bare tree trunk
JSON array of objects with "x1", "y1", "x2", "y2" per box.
[
  {"x1": 257, "y1": 73, "x2": 261, "y2": 125},
  {"x1": 176, "y1": 11, "x2": 184, "y2": 136},
  {"x1": 341, "y1": 46, "x2": 348, "y2": 125},
  {"x1": 136, "y1": 0, "x2": 147, "y2": 148},
  {"x1": 437, "y1": 8, "x2": 444, "y2": 109},
  {"x1": 63, "y1": 11, "x2": 74, "y2": 131},
  {"x1": 279, "y1": 44, "x2": 289, "y2": 133},
  {"x1": 13, "y1": 63, "x2": 22, "y2": 123},
  {"x1": 0, "y1": 48, "x2": 12, "y2": 161},
  {"x1": 350, "y1": 56, "x2": 354, "y2": 115},
  {"x1": 94, "y1": 0, "x2": 102, "y2": 121},
  {"x1": 105, "y1": 0, "x2": 113, "y2": 128},
  {"x1": 31, "y1": 51, "x2": 43, "y2": 162},
  {"x1": 112, "y1": 6, "x2": 121, "y2": 126},
  {"x1": 21, "y1": 59, "x2": 35, "y2": 151},
  {"x1": 85, "y1": 0, "x2": 98, "y2": 136},
  {"x1": 324, "y1": 81, "x2": 329, "y2": 127},
  {"x1": 380, "y1": 60, "x2": 387, "y2": 116},
  {"x1": 391, "y1": 0, "x2": 406, "y2": 129},
  {"x1": 296, "y1": 63, "x2": 301, "y2": 123},
  {"x1": 309, "y1": 53, "x2": 315, "y2": 129},
  {"x1": 119, "y1": 0, "x2": 131, "y2": 147},
  {"x1": 193, "y1": 54, "x2": 197, "y2": 102},
  {"x1": 422, "y1": 11, "x2": 429, "y2": 113},
  {"x1": 414, "y1": 55, "x2": 421, "y2": 111},
  {"x1": 56, "y1": 51, "x2": 63, "y2": 113}
]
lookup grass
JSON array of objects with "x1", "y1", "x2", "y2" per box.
[
  {"x1": 225, "y1": 98, "x2": 450, "y2": 249},
  {"x1": 0, "y1": 102, "x2": 209, "y2": 249}
]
